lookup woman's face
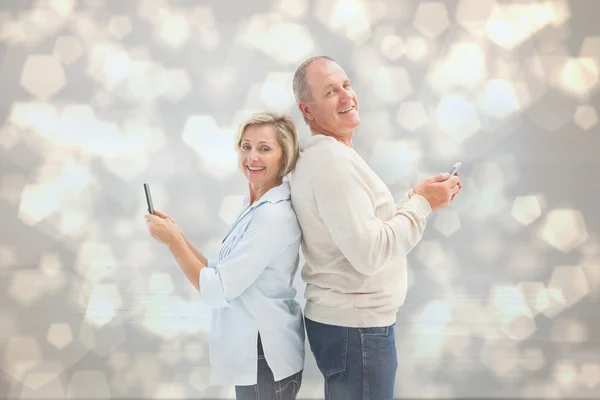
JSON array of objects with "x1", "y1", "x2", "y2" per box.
[{"x1": 238, "y1": 124, "x2": 284, "y2": 187}]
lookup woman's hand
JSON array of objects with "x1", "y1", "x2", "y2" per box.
[{"x1": 145, "y1": 209, "x2": 184, "y2": 246}]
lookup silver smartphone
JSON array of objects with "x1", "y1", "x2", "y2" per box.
[
  {"x1": 143, "y1": 183, "x2": 154, "y2": 214},
  {"x1": 450, "y1": 162, "x2": 462, "y2": 175}
]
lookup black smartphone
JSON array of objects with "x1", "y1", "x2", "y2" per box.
[{"x1": 143, "y1": 183, "x2": 154, "y2": 214}]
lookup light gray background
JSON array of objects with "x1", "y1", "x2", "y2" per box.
[{"x1": 0, "y1": 0, "x2": 599, "y2": 398}]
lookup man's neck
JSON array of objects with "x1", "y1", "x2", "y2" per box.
[{"x1": 310, "y1": 129, "x2": 353, "y2": 148}]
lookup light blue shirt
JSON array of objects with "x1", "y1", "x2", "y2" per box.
[{"x1": 199, "y1": 181, "x2": 305, "y2": 386}]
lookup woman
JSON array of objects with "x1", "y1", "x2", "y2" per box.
[{"x1": 145, "y1": 112, "x2": 305, "y2": 399}]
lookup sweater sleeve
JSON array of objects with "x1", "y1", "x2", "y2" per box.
[{"x1": 312, "y1": 155, "x2": 432, "y2": 276}]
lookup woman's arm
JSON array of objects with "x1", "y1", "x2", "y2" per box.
[{"x1": 167, "y1": 235, "x2": 207, "y2": 292}]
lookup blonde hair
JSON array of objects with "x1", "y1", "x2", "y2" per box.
[{"x1": 235, "y1": 111, "x2": 300, "y2": 177}]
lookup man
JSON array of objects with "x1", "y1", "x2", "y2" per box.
[{"x1": 288, "y1": 56, "x2": 462, "y2": 400}]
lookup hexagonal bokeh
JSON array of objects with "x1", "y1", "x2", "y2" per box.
[
  {"x1": 189, "y1": 366, "x2": 211, "y2": 393},
  {"x1": 404, "y1": 36, "x2": 429, "y2": 62},
  {"x1": 480, "y1": 79, "x2": 520, "y2": 119},
  {"x1": 433, "y1": 209, "x2": 461, "y2": 237},
  {"x1": 436, "y1": 95, "x2": 481, "y2": 142},
  {"x1": 579, "y1": 363, "x2": 600, "y2": 388},
  {"x1": 20, "y1": 372, "x2": 65, "y2": 399},
  {"x1": 67, "y1": 370, "x2": 111, "y2": 399},
  {"x1": 547, "y1": 265, "x2": 590, "y2": 309},
  {"x1": 8, "y1": 270, "x2": 48, "y2": 306},
  {"x1": 480, "y1": 339, "x2": 519, "y2": 378},
  {"x1": 47, "y1": 323, "x2": 73, "y2": 349},
  {"x1": 540, "y1": 208, "x2": 588, "y2": 252},
  {"x1": 380, "y1": 35, "x2": 405, "y2": 60},
  {"x1": 161, "y1": 68, "x2": 192, "y2": 103},
  {"x1": 85, "y1": 284, "x2": 123, "y2": 327},
  {"x1": 560, "y1": 57, "x2": 599, "y2": 98},
  {"x1": 367, "y1": 139, "x2": 421, "y2": 185},
  {"x1": 372, "y1": 66, "x2": 412, "y2": 104},
  {"x1": 511, "y1": 195, "x2": 542, "y2": 226},
  {"x1": 20, "y1": 54, "x2": 66, "y2": 99},
  {"x1": 413, "y1": 2, "x2": 449, "y2": 39},
  {"x1": 181, "y1": 116, "x2": 238, "y2": 179},
  {"x1": 3, "y1": 336, "x2": 42, "y2": 381},
  {"x1": 574, "y1": 105, "x2": 598, "y2": 131},
  {"x1": 218, "y1": 195, "x2": 245, "y2": 225},
  {"x1": 148, "y1": 272, "x2": 175, "y2": 295},
  {"x1": 455, "y1": 0, "x2": 495, "y2": 37},
  {"x1": 52, "y1": 36, "x2": 83, "y2": 65},
  {"x1": 397, "y1": 101, "x2": 427, "y2": 132},
  {"x1": 154, "y1": 10, "x2": 191, "y2": 50},
  {"x1": 501, "y1": 314, "x2": 536, "y2": 342},
  {"x1": 280, "y1": 0, "x2": 308, "y2": 17},
  {"x1": 551, "y1": 318, "x2": 588, "y2": 344},
  {"x1": 107, "y1": 15, "x2": 132, "y2": 40},
  {"x1": 580, "y1": 35, "x2": 600, "y2": 63},
  {"x1": 258, "y1": 72, "x2": 295, "y2": 111},
  {"x1": 430, "y1": 43, "x2": 485, "y2": 94},
  {"x1": 519, "y1": 347, "x2": 546, "y2": 372}
]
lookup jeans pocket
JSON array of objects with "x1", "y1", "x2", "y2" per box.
[
  {"x1": 305, "y1": 318, "x2": 348, "y2": 377},
  {"x1": 359, "y1": 325, "x2": 392, "y2": 337}
]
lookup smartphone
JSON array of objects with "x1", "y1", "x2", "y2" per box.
[
  {"x1": 143, "y1": 183, "x2": 155, "y2": 214},
  {"x1": 449, "y1": 162, "x2": 462, "y2": 175}
]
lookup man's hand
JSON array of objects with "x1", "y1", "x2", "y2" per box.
[{"x1": 413, "y1": 173, "x2": 462, "y2": 212}]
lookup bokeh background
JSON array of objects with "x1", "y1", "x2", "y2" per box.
[{"x1": 1, "y1": 0, "x2": 599, "y2": 398}]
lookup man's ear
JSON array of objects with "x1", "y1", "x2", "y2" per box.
[{"x1": 298, "y1": 102, "x2": 313, "y2": 121}]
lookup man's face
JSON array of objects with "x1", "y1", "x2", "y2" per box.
[{"x1": 300, "y1": 59, "x2": 360, "y2": 137}]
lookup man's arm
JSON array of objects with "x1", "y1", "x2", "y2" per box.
[{"x1": 312, "y1": 156, "x2": 432, "y2": 276}]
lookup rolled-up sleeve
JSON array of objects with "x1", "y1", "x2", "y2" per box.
[
  {"x1": 206, "y1": 258, "x2": 217, "y2": 269},
  {"x1": 199, "y1": 203, "x2": 299, "y2": 309}
]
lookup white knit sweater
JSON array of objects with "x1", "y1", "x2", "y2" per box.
[{"x1": 289, "y1": 134, "x2": 432, "y2": 327}]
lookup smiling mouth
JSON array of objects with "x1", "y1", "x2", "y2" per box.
[
  {"x1": 247, "y1": 166, "x2": 265, "y2": 171},
  {"x1": 339, "y1": 106, "x2": 354, "y2": 114}
]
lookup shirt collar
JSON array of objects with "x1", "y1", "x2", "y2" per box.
[{"x1": 242, "y1": 181, "x2": 291, "y2": 210}]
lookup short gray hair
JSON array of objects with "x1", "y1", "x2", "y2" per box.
[
  {"x1": 292, "y1": 55, "x2": 336, "y2": 103},
  {"x1": 235, "y1": 111, "x2": 300, "y2": 177}
]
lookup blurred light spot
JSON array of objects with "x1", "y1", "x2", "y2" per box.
[
  {"x1": 433, "y1": 210, "x2": 461, "y2": 236},
  {"x1": 413, "y1": 2, "x2": 449, "y2": 39},
  {"x1": 75, "y1": 241, "x2": 118, "y2": 281},
  {"x1": 548, "y1": 265, "x2": 589, "y2": 310},
  {"x1": 141, "y1": 295, "x2": 198, "y2": 339},
  {"x1": 574, "y1": 105, "x2": 598, "y2": 131},
  {"x1": 372, "y1": 66, "x2": 412, "y2": 103},
  {"x1": 8, "y1": 270, "x2": 51, "y2": 306},
  {"x1": 20, "y1": 372, "x2": 65, "y2": 398},
  {"x1": 540, "y1": 209, "x2": 588, "y2": 252},
  {"x1": 511, "y1": 195, "x2": 542, "y2": 226},
  {"x1": 162, "y1": 68, "x2": 192, "y2": 103},
  {"x1": 149, "y1": 272, "x2": 174, "y2": 295},
  {"x1": 155, "y1": 383, "x2": 187, "y2": 398},
  {"x1": 67, "y1": 371, "x2": 111, "y2": 399},
  {"x1": 184, "y1": 340, "x2": 208, "y2": 362},
  {"x1": 0, "y1": 245, "x2": 18, "y2": 274},
  {"x1": 580, "y1": 363, "x2": 600, "y2": 388},
  {"x1": 560, "y1": 58, "x2": 599, "y2": 97},
  {"x1": 490, "y1": 285, "x2": 532, "y2": 318},
  {"x1": 316, "y1": 0, "x2": 378, "y2": 44},
  {"x1": 0, "y1": 125, "x2": 20, "y2": 150},
  {"x1": 397, "y1": 101, "x2": 427, "y2": 132},
  {"x1": 415, "y1": 240, "x2": 447, "y2": 268},
  {"x1": 430, "y1": 42, "x2": 485, "y2": 95},
  {"x1": 53, "y1": 36, "x2": 83, "y2": 65},
  {"x1": 47, "y1": 323, "x2": 73, "y2": 349},
  {"x1": 50, "y1": 0, "x2": 77, "y2": 16},
  {"x1": 480, "y1": 79, "x2": 520, "y2": 119},
  {"x1": 472, "y1": 234, "x2": 504, "y2": 263},
  {"x1": 102, "y1": 51, "x2": 133, "y2": 88},
  {"x1": 553, "y1": 361, "x2": 578, "y2": 390},
  {"x1": 219, "y1": 195, "x2": 245, "y2": 225},
  {"x1": 368, "y1": 140, "x2": 421, "y2": 184},
  {"x1": 412, "y1": 300, "x2": 452, "y2": 335},
  {"x1": 456, "y1": 0, "x2": 495, "y2": 37},
  {"x1": 103, "y1": 152, "x2": 150, "y2": 182},
  {"x1": 580, "y1": 36, "x2": 600, "y2": 64},
  {"x1": 359, "y1": 111, "x2": 393, "y2": 142},
  {"x1": 154, "y1": 10, "x2": 191, "y2": 50},
  {"x1": 258, "y1": 72, "x2": 295, "y2": 111},
  {"x1": 279, "y1": 0, "x2": 308, "y2": 17},
  {"x1": 85, "y1": 284, "x2": 122, "y2": 327},
  {"x1": 436, "y1": 95, "x2": 481, "y2": 142},
  {"x1": 107, "y1": 352, "x2": 129, "y2": 371},
  {"x1": 242, "y1": 14, "x2": 314, "y2": 64},
  {"x1": 181, "y1": 116, "x2": 238, "y2": 179},
  {"x1": 551, "y1": 317, "x2": 588, "y2": 344},
  {"x1": 380, "y1": 35, "x2": 405, "y2": 60},
  {"x1": 520, "y1": 348, "x2": 546, "y2": 372},
  {"x1": 480, "y1": 339, "x2": 519, "y2": 377},
  {"x1": 404, "y1": 36, "x2": 429, "y2": 62},
  {"x1": 189, "y1": 366, "x2": 211, "y2": 392},
  {"x1": 3, "y1": 336, "x2": 42, "y2": 382},
  {"x1": 501, "y1": 313, "x2": 536, "y2": 342},
  {"x1": 107, "y1": 15, "x2": 132, "y2": 40},
  {"x1": 20, "y1": 55, "x2": 66, "y2": 100},
  {"x1": 525, "y1": 90, "x2": 577, "y2": 132}
]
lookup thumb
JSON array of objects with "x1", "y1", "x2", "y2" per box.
[
  {"x1": 433, "y1": 172, "x2": 451, "y2": 182},
  {"x1": 153, "y1": 209, "x2": 168, "y2": 218}
]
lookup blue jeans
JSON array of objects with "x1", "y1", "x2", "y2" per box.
[
  {"x1": 305, "y1": 317, "x2": 398, "y2": 400},
  {"x1": 235, "y1": 335, "x2": 303, "y2": 400}
]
